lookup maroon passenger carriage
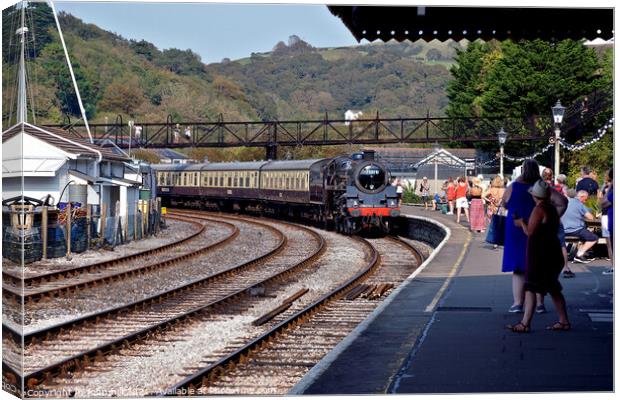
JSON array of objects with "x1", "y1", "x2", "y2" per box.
[{"x1": 153, "y1": 150, "x2": 400, "y2": 233}]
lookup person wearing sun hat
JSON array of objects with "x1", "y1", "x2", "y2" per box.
[{"x1": 506, "y1": 179, "x2": 570, "y2": 333}]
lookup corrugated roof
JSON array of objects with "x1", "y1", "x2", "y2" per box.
[
  {"x1": 2, "y1": 123, "x2": 129, "y2": 162},
  {"x1": 328, "y1": 6, "x2": 614, "y2": 42}
]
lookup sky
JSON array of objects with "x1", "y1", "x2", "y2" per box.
[{"x1": 54, "y1": 1, "x2": 360, "y2": 64}]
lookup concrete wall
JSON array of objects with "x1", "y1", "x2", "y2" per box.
[{"x1": 396, "y1": 215, "x2": 447, "y2": 248}]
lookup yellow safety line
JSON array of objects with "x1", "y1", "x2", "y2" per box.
[{"x1": 424, "y1": 231, "x2": 472, "y2": 313}]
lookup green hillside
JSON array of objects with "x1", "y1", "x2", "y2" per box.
[{"x1": 2, "y1": 3, "x2": 456, "y2": 128}]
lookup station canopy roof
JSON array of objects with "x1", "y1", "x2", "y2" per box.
[{"x1": 327, "y1": 6, "x2": 614, "y2": 42}]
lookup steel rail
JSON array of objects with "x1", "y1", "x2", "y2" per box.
[
  {"x1": 1, "y1": 214, "x2": 248, "y2": 345},
  {"x1": 161, "y1": 234, "x2": 383, "y2": 395},
  {"x1": 162, "y1": 234, "x2": 425, "y2": 395},
  {"x1": 15, "y1": 215, "x2": 324, "y2": 394},
  {"x1": 2, "y1": 215, "x2": 206, "y2": 289},
  {"x1": 1, "y1": 216, "x2": 236, "y2": 304}
]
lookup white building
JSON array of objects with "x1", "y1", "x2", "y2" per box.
[{"x1": 2, "y1": 122, "x2": 141, "y2": 220}]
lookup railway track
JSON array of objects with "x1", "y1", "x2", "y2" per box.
[
  {"x1": 164, "y1": 235, "x2": 423, "y2": 395},
  {"x1": 8, "y1": 212, "x2": 282, "y2": 332},
  {"x1": 3, "y1": 213, "x2": 326, "y2": 396},
  {"x1": 1, "y1": 215, "x2": 231, "y2": 303}
]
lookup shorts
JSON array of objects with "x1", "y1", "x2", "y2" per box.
[
  {"x1": 421, "y1": 195, "x2": 430, "y2": 203},
  {"x1": 566, "y1": 227, "x2": 598, "y2": 242},
  {"x1": 557, "y1": 223, "x2": 566, "y2": 247},
  {"x1": 601, "y1": 215, "x2": 610, "y2": 238},
  {"x1": 455, "y1": 197, "x2": 469, "y2": 209}
]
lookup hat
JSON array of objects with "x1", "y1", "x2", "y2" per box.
[
  {"x1": 423, "y1": 176, "x2": 428, "y2": 180},
  {"x1": 528, "y1": 179, "x2": 550, "y2": 199}
]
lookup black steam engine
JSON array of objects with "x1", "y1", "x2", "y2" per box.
[{"x1": 153, "y1": 150, "x2": 400, "y2": 234}]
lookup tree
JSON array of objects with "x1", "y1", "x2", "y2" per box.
[
  {"x1": 99, "y1": 78, "x2": 145, "y2": 116},
  {"x1": 40, "y1": 42, "x2": 97, "y2": 118},
  {"x1": 445, "y1": 39, "x2": 606, "y2": 154},
  {"x1": 155, "y1": 48, "x2": 206, "y2": 76},
  {"x1": 129, "y1": 39, "x2": 159, "y2": 61}
]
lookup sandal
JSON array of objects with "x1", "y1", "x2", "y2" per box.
[
  {"x1": 506, "y1": 322, "x2": 530, "y2": 333},
  {"x1": 546, "y1": 322, "x2": 571, "y2": 331},
  {"x1": 563, "y1": 270, "x2": 575, "y2": 278}
]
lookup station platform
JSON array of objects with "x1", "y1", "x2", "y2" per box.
[{"x1": 293, "y1": 206, "x2": 614, "y2": 394}]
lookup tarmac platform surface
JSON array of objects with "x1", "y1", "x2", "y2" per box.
[{"x1": 293, "y1": 206, "x2": 614, "y2": 394}]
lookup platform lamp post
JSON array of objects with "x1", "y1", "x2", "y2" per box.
[
  {"x1": 497, "y1": 128, "x2": 507, "y2": 177},
  {"x1": 128, "y1": 120, "x2": 134, "y2": 158},
  {"x1": 552, "y1": 100, "x2": 566, "y2": 183},
  {"x1": 432, "y1": 141, "x2": 441, "y2": 194}
]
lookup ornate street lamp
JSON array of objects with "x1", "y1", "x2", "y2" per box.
[
  {"x1": 552, "y1": 100, "x2": 565, "y2": 181},
  {"x1": 498, "y1": 128, "x2": 508, "y2": 177}
]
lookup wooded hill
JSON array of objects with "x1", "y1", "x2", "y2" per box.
[{"x1": 2, "y1": 3, "x2": 458, "y2": 128}]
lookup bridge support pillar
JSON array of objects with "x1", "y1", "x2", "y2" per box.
[{"x1": 266, "y1": 145, "x2": 277, "y2": 160}]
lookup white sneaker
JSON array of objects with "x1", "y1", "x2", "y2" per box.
[{"x1": 446, "y1": 212, "x2": 453, "y2": 215}]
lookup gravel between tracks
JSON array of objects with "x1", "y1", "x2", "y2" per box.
[
  {"x1": 11, "y1": 216, "x2": 278, "y2": 333},
  {"x1": 16, "y1": 218, "x2": 318, "y2": 375},
  {"x1": 35, "y1": 228, "x2": 369, "y2": 397}
]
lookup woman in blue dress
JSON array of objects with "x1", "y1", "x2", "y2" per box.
[{"x1": 501, "y1": 159, "x2": 543, "y2": 313}]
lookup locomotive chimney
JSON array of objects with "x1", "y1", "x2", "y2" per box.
[{"x1": 362, "y1": 149, "x2": 376, "y2": 161}]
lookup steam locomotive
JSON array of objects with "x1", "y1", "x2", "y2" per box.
[{"x1": 153, "y1": 150, "x2": 400, "y2": 233}]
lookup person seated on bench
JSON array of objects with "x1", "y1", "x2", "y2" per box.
[
  {"x1": 432, "y1": 182, "x2": 448, "y2": 211},
  {"x1": 561, "y1": 189, "x2": 598, "y2": 263}
]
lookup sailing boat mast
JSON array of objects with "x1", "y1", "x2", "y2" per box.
[{"x1": 16, "y1": 0, "x2": 28, "y2": 123}]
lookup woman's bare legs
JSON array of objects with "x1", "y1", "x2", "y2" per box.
[
  {"x1": 512, "y1": 273, "x2": 525, "y2": 307},
  {"x1": 550, "y1": 292, "x2": 570, "y2": 325},
  {"x1": 520, "y1": 291, "x2": 536, "y2": 327}
]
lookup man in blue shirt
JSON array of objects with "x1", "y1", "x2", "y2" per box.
[
  {"x1": 562, "y1": 190, "x2": 598, "y2": 263},
  {"x1": 575, "y1": 166, "x2": 599, "y2": 195}
]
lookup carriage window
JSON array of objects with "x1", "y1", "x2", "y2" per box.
[
  {"x1": 245, "y1": 176, "x2": 250, "y2": 187},
  {"x1": 228, "y1": 176, "x2": 232, "y2": 187},
  {"x1": 219, "y1": 175, "x2": 223, "y2": 186},
  {"x1": 194, "y1": 173, "x2": 198, "y2": 186}
]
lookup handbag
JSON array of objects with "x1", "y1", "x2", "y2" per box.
[{"x1": 485, "y1": 210, "x2": 506, "y2": 246}]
